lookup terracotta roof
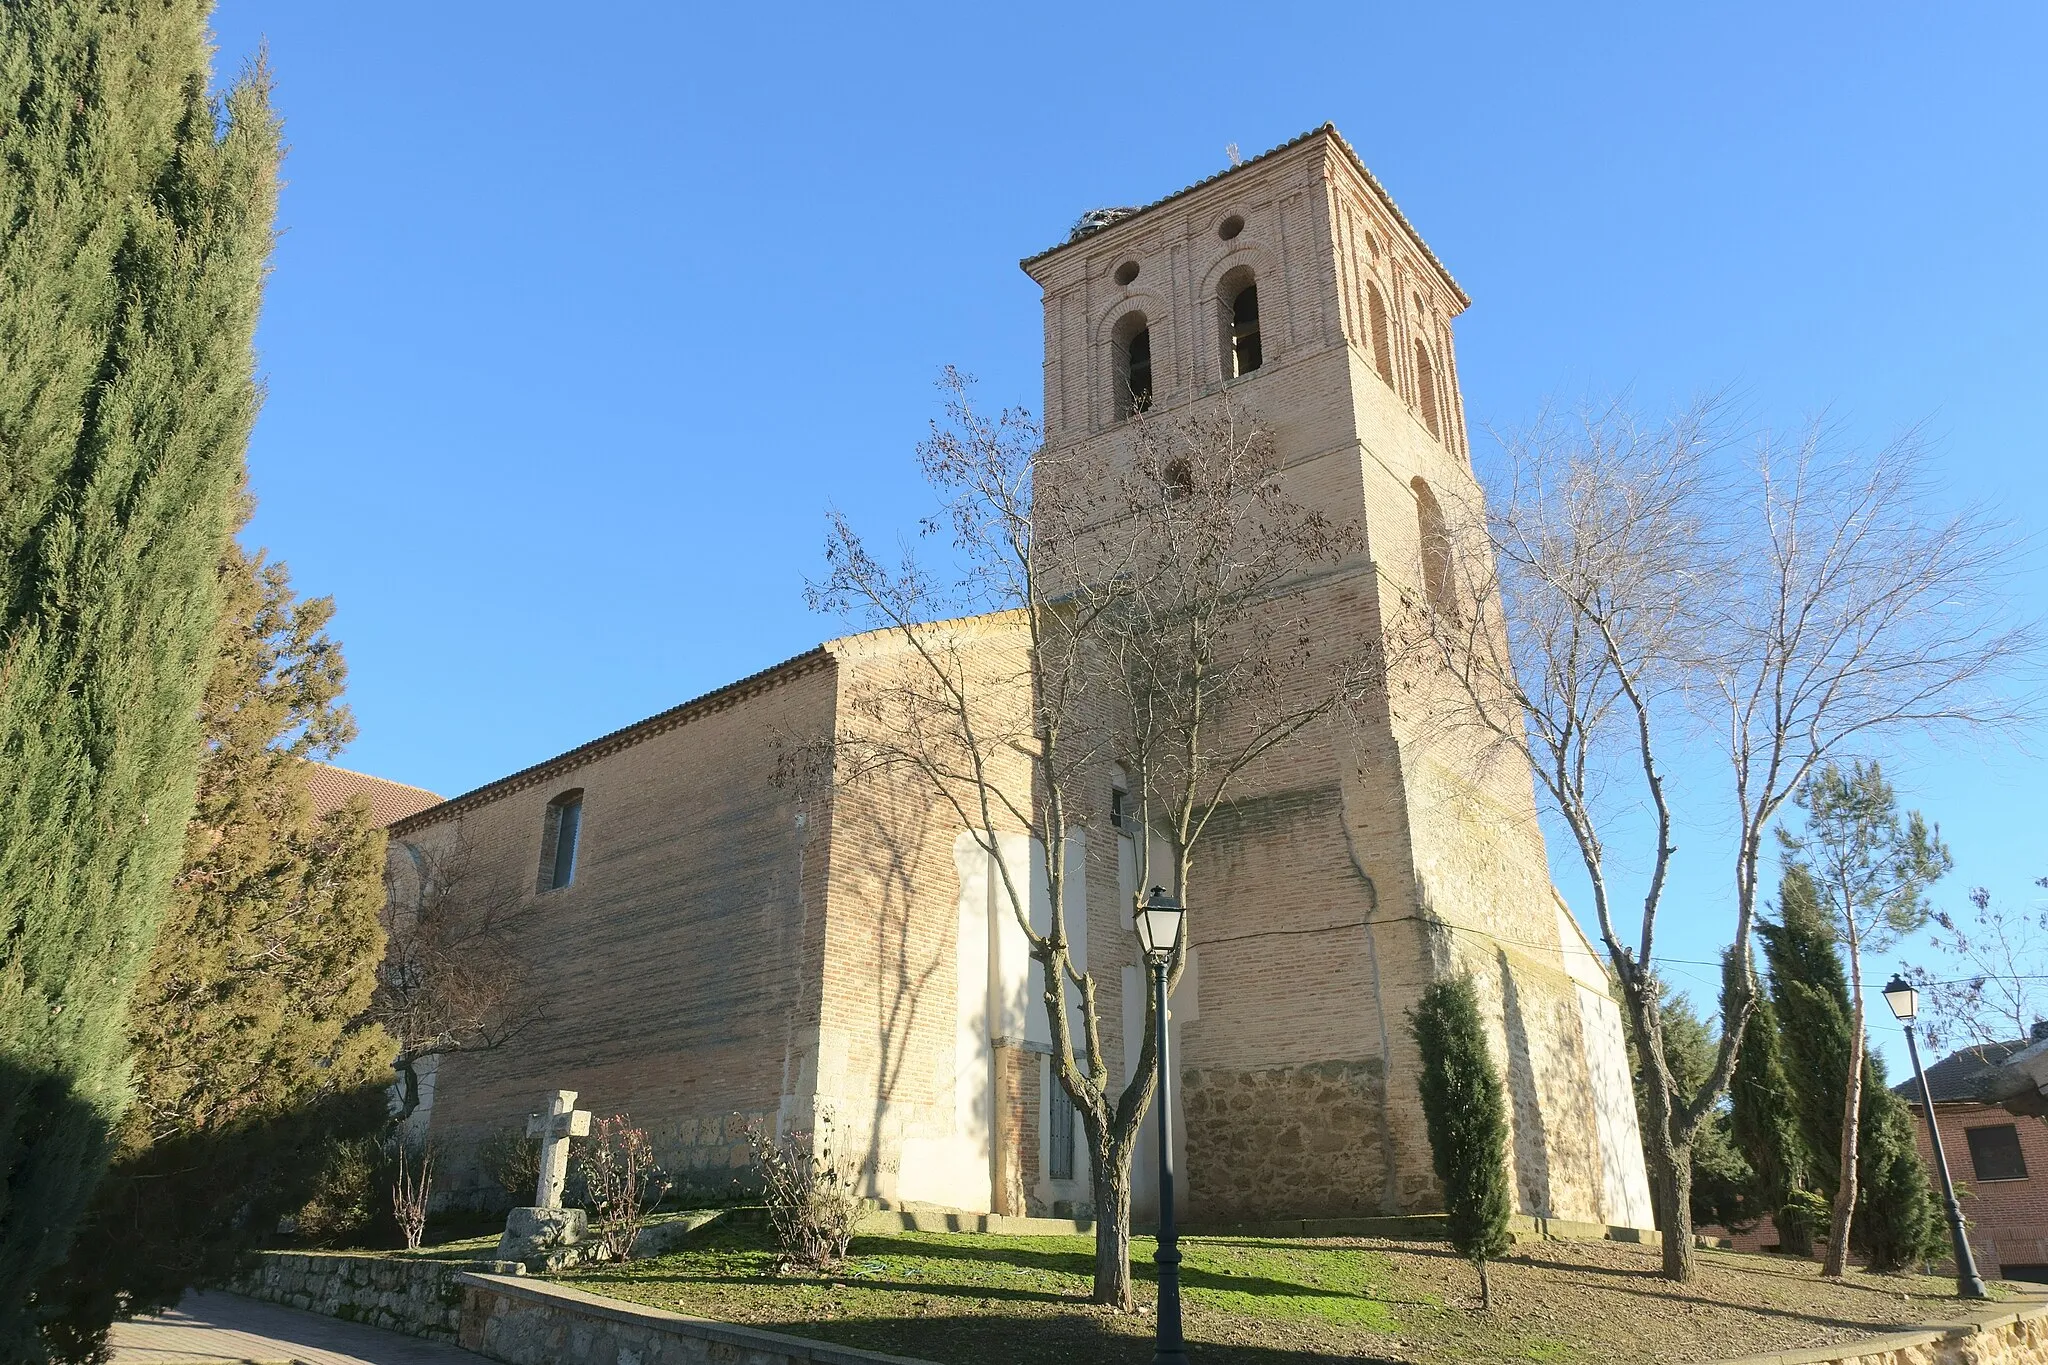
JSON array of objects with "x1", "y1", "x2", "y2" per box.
[
  {"x1": 1019, "y1": 123, "x2": 1469, "y2": 308},
  {"x1": 303, "y1": 761, "x2": 443, "y2": 828},
  {"x1": 386, "y1": 646, "x2": 833, "y2": 837}
]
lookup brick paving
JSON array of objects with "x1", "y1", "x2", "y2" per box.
[{"x1": 107, "y1": 1290, "x2": 488, "y2": 1365}]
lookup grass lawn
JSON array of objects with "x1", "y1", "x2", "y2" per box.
[{"x1": 559, "y1": 1221, "x2": 2025, "y2": 1364}]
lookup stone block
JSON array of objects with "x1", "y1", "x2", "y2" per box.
[{"x1": 497, "y1": 1206, "x2": 589, "y2": 1269}]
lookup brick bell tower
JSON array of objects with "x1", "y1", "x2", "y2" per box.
[{"x1": 1021, "y1": 126, "x2": 1653, "y2": 1227}]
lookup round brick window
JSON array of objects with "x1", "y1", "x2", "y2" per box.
[
  {"x1": 1114, "y1": 259, "x2": 1140, "y2": 287},
  {"x1": 1218, "y1": 214, "x2": 1245, "y2": 240}
]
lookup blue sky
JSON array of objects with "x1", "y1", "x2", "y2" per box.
[{"x1": 206, "y1": 2, "x2": 2045, "y2": 1047}]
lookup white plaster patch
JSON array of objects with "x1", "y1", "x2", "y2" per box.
[{"x1": 896, "y1": 834, "x2": 996, "y2": 1213}]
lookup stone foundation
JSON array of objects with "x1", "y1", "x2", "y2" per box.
[
  {"x1": 1712, "y1": 1300, "x2": 2048, "y2": 1364},
  {"x1": 1181, "y1": 1059, "x2": 1386, "y2": 1221}
]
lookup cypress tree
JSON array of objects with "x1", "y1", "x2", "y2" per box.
[
  {"x1": 1411, "y1": 975, "x2": 1514, "y2": 1309},
  {"x1": 39, "y1": 545, "x2": 394, "y2": 1359},
  {"x1": 0, "y1": 6, "x2": 279, "y2": 1351},
  {"x1": 1722, "y1": 949, "x2": 1818, "y2": 1256},
  {"x1": 1762, "y1": 867, "x2": 1943, "y2": 1271}
]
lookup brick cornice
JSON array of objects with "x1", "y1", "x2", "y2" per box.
[
  {"x1": 387, "y1": 647, "x2": 834, "y2": 837},
  {"x1": 1021, "y1": 123, "x2": 1468, "y2": 310}
]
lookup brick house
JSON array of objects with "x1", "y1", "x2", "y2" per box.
[
  {"x1": 1898, "y1": 1027, "x2": 2048, "y2": 1282},
  {"x1": 390, "y1": 125, "x2": 1655, "y2": 1231}
]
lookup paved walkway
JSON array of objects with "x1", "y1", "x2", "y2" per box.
[{"x1": 107, "y1": 1291, "x2": 490, "y2": 1365}]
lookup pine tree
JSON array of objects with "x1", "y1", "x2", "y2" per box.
[
  {"x1": 1762, "y1": 866, "x2": 1943, "y2": 1272},
  {"x1": 0, "y1": 6, "x2": 279, "y2": 1352},
  {"x1": 38, "y1": 545, "x2": 395, "y2": 1359},
  {"x1": 1412, "y1": 975, "x2": 1514, "y2": 1309},
  {"x1": 1723, "y1": 949, "x2": 1818, "y2": 1256}
]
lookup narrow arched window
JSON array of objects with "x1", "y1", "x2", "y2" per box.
[
  {"x1": 1217, "y1": 266, "x2": 1263, "y2": 379},
  {"x1": 1112, "y1": 313, "x2": 1152, "y2": 419},
  {"x1": 1366, "y1": 282, "x2": 1394, "y2": 387},
  {"x1": 1414, "y1": 341, "x2": 1443, "y2": 441},
  {"x1": 1412, "y1": 478, "x2": 1458, "y2": 620},
  {"x1": 1230, "y1": 282, "x2": 1262, "y2": 376},
  {"x1": 539, "y1": 789, "x2": 584, "y2": 891}
]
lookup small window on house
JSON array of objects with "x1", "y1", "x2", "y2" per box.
[
  {"x1": 1413, "y1": 478, "x2": 1458, "y2": 621},
  {"x1": 1366, "y1": 282, "x2": 1394, "y2": 386},
  {"x1": 1112, "y1": 314, "x2": 1152, "y2": 419},
  {"x1": 1414, "y1": 341, "x2": 1443, "y2": 441},
  {"x1": 1110, "y1": 787, "x2": 1127, "y2": 830},
  {"x1": 1968, "y1": 1124, "x2": 2029, "y2": 1182},
  {"x1": 1218, "y1": 213, "x2": 1244, "y2": 240},
  {"x1": 539, "y1": 789, "x2": 583, "y2": 891},
  {"x1": 1048, "y1": 1086, "x2": 1076, "y2": 1181},
  {"x1": 1114, "y1": 259, "x2": 1140, "y2": 287}
]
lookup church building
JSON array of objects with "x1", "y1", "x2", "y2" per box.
[{"x1": 388, "y1": 125, "x2": 1654, "y2": 1231}]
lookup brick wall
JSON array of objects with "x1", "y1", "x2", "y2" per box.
[
  {"x1": 1021, "y1": 127, "x2": 1651, "y2": 1229},
  {"x1": 387, "y1": 654, "x2": 839, "y2": 1205},
  {"x1": 395, "y1": 127, "x2": 1653, "y2": 1234},
  {"x1": 1916, "y1": 1101, "x2": 2048, "y2": 1278}
]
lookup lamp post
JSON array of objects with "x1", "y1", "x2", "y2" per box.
[
  {"x1": 1134, "y1": 886, "x2": 1189, "y2": 1365},
  {"x1": 1884, "y1": 973, "x2": 1989, "y2": 1299}
]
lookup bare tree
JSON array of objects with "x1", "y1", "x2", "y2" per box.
[
  {"x1": 1405, "y1": 402, "x2": 2035, "y2": 1280},
  {"x1": 374, "y1": 829, "x2": 543, "y2": 1121},
  {"x1": 1089, "y1": 401, "x2": 1370, "y2": 915},
  {"x1": 390, "y1": 1136, "x2": 436, "y2": 1250},
  {"x1": 810, "y1": 372, "x2": 1364, "y2": 1309},
  {"x1": 1911, "y1": 877, "x2": 2048, "y2": 1054}
]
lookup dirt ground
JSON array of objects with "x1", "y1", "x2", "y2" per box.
[{"x1": 562, "y1": 1224, "x2": 2037, "y2": 1364}]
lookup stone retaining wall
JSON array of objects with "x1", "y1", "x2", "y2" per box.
[
  {"x1": 236, "y1": 1250, "x2": 474, "y2": 1342},
  {"x1": 455, "y1": 1271, "x2": 934, "y2": 1364},
  {"x1": 1714, "y1": 1301, "x2": 2048, "y2": 1365}
]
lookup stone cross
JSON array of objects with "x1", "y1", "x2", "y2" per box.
[{"x1": 525, "y1": 1089, "x2": 591, "y2": 1208}]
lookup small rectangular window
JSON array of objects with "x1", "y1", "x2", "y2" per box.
[
  {"x1": 1110, "y1": 788, "x2": 1127, "y2": 830},
  {"x1": 1048, "y1": 1087, "x2": 1075, "y2": 1181},
  {"x1": 1967, "y1": 1123, "x2": 2029, "y2": 1182}
]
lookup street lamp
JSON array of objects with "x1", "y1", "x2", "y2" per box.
[
  {"x1": 1885, "y1": 972, "x2": 1989, "y2": 1299},
  {"x1": 1135, "y1": 886, "x2": 1189, "y2": 1365}
]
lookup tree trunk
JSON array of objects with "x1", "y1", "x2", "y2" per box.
[
  {"x1": 1477, "y1": 1257, "x2": 1491, "y2": 1311},
  {"x1": 1092, "y1": 1140, "x2": 1136, "y2": 1309},
  {"x1": 1823, "y1": 952, "x2": 1867, "y2": 1278},
  {"x1": 1649, "y1": 1126, "x2": 1697, "y2": 1281}
]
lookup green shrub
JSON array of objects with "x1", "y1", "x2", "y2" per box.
[{"x1": 294, "y1": 1136, "x2": 386, "y2": 1248}]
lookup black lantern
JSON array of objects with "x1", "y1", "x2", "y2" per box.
[
  {"x1": 1135, "y1": 886, "x2": 1185, "y2": 962},
  {"x1": 1883, "y1": 973, "x2": 1920, "y2": 1024}
]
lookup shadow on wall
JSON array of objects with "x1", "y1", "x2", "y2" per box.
[
  {"x1": 1498, "y1": 949, "x2": 1553, "y2": 1219},
  {"x1": 816, "y1": 776, "x2": 949, "y2": 1205}
]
